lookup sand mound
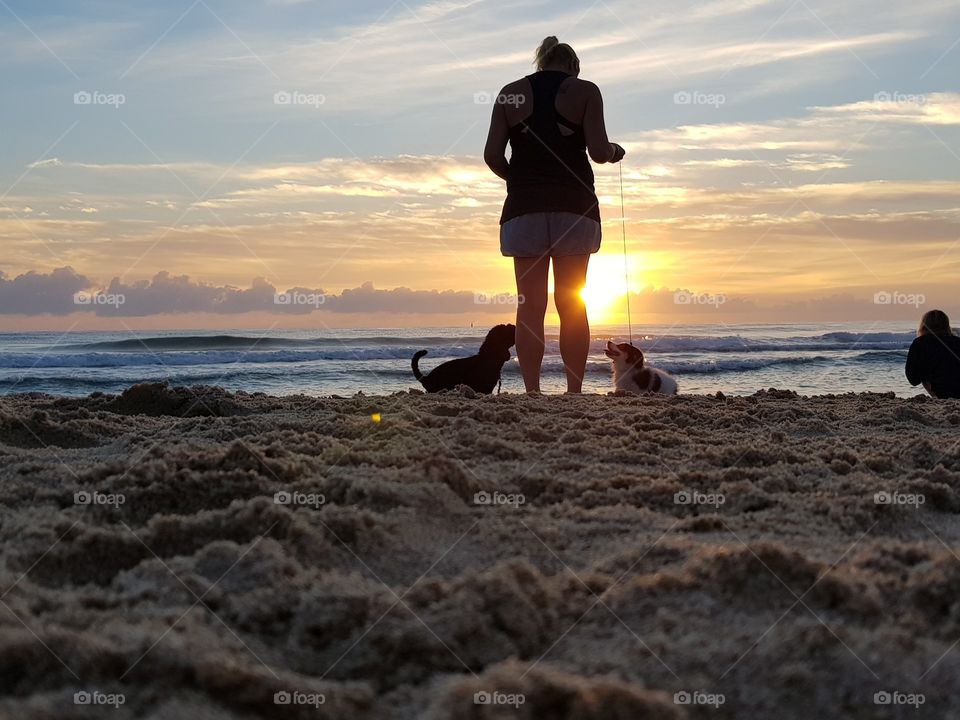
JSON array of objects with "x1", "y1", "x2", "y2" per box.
[
  {"x1": 427, "y1": 660, "x2": 683, "y2": 719},
  {"x1": 0, "y1": 407, "x2": 106, "y2": 448},
  {"x1": 103, "y1": 383, "x2": 248, "y2": 417}
]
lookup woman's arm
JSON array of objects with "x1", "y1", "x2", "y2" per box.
[
  {"x1": 905, "y1": 339, "x2": 924, "y2": 386},
  {"x1": 582, "y1": 82, "x2": 624, "y2": 164},
  {"x1": 484, "y1": 99, "x2": 510, "y2": 181}
]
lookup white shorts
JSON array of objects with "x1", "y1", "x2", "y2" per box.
[{"x1": 500, "y1": 212, "x2": 602, "y2": 258}]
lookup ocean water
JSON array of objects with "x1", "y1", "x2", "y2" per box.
[{"x1": 0, "y1": 323, "x2": 923, "y2": 398}]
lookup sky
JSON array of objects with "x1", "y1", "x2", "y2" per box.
[{"x1": 1, "y1": 0, "x2": 958, "y2": 329}]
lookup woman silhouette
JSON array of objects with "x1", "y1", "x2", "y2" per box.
[
  {"x1": 905, "y1": 309, "x2": 960, "y2": 398},
  {"x1": 484, "y1": 36, "x2": 625, "y2": 393}
]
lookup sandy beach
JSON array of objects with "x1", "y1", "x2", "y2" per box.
[{"x1": 2, "y1": 383, "x2": 960, "y2": 718}]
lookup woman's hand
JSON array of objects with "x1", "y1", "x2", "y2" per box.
[{"x1": 609, "y1": 143, "x2": 626, "y2": 163}]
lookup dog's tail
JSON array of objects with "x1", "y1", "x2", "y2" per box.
[{"x1": 411, "y1": 350, "x2": 428, "y2": 381}]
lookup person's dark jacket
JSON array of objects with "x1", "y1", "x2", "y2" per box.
[{"x1": 905, "y1": 333, "x2": 960, "y2": 398}]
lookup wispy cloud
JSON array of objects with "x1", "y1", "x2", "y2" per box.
[{"x1": 813, "y1": 92, "x2": 960, "y2": 125}]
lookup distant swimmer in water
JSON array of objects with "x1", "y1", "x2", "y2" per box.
[{"x1": 905, "y1": 309, "x2": 960, "y2": 399}]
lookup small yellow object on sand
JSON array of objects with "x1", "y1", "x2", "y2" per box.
[{"x1": 371, "y1": 413, "x2": 382, "y2": 423}]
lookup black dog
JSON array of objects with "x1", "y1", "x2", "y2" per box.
[{"x1": 411, "y1": 324, "x2": 516, "y2": 393}]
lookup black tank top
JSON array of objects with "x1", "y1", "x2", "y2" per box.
[{"x1": 500, "y1": 70, "x2": 600, "y2": 225}]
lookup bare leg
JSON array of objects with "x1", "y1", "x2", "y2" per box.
[
  {"x1": 514, "y1": 255, "x2": 550, "y2": 393},
  {"x1": 553, "y1": 254, "x2": 591, "y2": 393}
]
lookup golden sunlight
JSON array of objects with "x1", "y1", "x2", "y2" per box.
[{"x1": 579, "y1": 253, "x2": 646, "y2": 321}]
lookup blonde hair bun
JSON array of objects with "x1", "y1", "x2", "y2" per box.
[{"x1": 535, "y1": 36, "x2": 577, "y2": 70}]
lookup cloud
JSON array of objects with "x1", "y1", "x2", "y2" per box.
[
  {"x1": 0, "y1": 268, "x2": 514, "y2": 317},
  {"x1": 327, "y1": 281, "x2": 493, "y2": 314},
  {"x1": 0, "y1": 267, "x2": 91, "y2": 314},
  {"x1": 95, "y1": 0, "x2": 942, "y2": 123},
  {"x1": 27, "y1": 158, "x2": 63, "y2": 169},
  {"x1": 35, "y1": 160, "x2": 224, "y2": 175},
  {"x1": 2, "y1": 266, "x2": 954, "y2": 323},
  {"x1": 31, "y1": 149, "x2": 953, "y2": 223},
  {"x1": 625, "y1": 92, "x2": 960, "y2": 158},
  {"x1": 19, "y1": 90, "x2": 956, "y2": 224},
  {"x1": 628, "y1": 119, "x2": 856, "y2": 153},
  {"x1": 813, "y1": 92, "x2": 960, "y2": 125}
]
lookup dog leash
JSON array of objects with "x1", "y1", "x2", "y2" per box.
[{"x1": 619, "y1": 163, "x2": 634, "y2": 346}]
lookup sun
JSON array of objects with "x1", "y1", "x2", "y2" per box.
[{"x1": 578, "y1": 254, "x2": 645, "y2": 321}]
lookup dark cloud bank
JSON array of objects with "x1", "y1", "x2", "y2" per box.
[
  {"x1": 0, "y1": 267, "x2": 949, "y2": 321},
  {"x1": 0, "y1": 268, "x2": 498, "y2": 317}
]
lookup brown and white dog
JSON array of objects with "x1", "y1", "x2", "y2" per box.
[{"x1": 605, "y1": 341, "x2": 678, "y2": 395}]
